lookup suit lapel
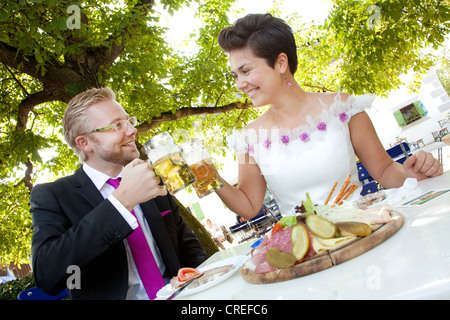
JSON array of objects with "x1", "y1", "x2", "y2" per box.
[{"x1": 70, "y1": 167, "x2": 104, "y2": 208}]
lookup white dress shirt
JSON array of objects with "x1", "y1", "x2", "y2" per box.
[{"x1": 82, "y1": 163, "x2": 166, "y2": 300}]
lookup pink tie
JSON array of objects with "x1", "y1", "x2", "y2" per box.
[{"x1": 107, "y1": 178, "x2": 165, "y2": 300}]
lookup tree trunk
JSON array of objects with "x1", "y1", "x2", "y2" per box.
[{"x1": 174, "y1": 198, "x2": 219, "y2": 258}]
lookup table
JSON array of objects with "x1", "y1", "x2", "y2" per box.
[
  {"x1": 177, "y1": 170, "x2": 450, "y2": 300},
  {"x1": 443, "y1": 134, "x2": 450, "y2": 147},
  {"x1": 412, "y1": 141, "x2": 447, "y2": 154}
]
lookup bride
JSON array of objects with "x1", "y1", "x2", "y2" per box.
[{"x1": 214, "y1": 13, "x2": 443, "y2": 218}]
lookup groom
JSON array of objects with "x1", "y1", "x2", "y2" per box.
[{"x1": 30, "y1": 87, "x2": 207, "y2": 300}]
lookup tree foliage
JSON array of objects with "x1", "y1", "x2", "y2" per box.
[
  {"x1": 294, "y1": 0, "x2": 450, "y2": 95},
  {"x1": 437, "y1": 49, "x2": 450, "y2": 95},
  {"x1": 0, "y1": 0, "x2": 449, "y2": 265}
]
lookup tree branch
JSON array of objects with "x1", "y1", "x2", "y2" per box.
[
  {"x1": 302, "y1": 83, "x2": 332, "y2": 92},
  {"x1": 3, "y1": 64, "x2": 29, "y2": 96},
  {"x1": 15, "y1": 90, "x2": 60, "y2": 131},
  {"x1": 13, "y1": 158, "x2": 33, "y2": 192},
  {"x1": 0, "y1": 41, "x2": 43, "y2": 82},
  {"x1": 98, "y1": 0, "x2": 155, "y2": 70},
  {"x1": 136, "y1": 101, "x2": 255, "y2": 135}
]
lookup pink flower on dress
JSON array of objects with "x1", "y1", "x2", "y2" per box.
[
  {"x1": 317, "y1": 122, "x2": 327, "y2": 131},
  {"x1": 281, "y1": 135, "x2": 290, "y2": 144},
  {"x1": 300, "y1": 132, "x2": 310, "y2": 142},
  {"x1": 247, "y1": 144, "x2": 254, "y2": 154},
  {"x1": 339, "y1": 112, "x2": 349, "y2": 122},
  {"x1": 263, "y1": 139, "x2": 271, "y2": 149}
]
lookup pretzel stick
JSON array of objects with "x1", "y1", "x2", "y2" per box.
[
  {"x1": 324, "y1": 182, "x2": 338, "y2": 205},
  {"x1": 334, "y1": 180, "x2": 354, "y2": 205},
  {"x1": 333, "y1": 175, "x2": 351, "y2": 204},
  {"x1": 341, "y1": 183, "x2": 356, "y2": 199},
  {"x1": 338, "y1": 184, "x2": 358, "y2": 205}
]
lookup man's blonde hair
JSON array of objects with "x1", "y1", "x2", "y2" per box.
[{"x1": 63, "y1": 87, "x2": 116, "y2": 162}]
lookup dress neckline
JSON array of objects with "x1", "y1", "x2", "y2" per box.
[
  {"x1": 226, "y1": 93, "x2": 375, "y2": 154},
  {"x1": 249, "y1": 93, "x2": 352, "y2": 149}
]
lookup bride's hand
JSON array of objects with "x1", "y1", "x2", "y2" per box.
[{"x1": 403, "y1": 150, "x2": 443, "y2": 180}]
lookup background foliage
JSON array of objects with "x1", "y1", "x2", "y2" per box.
[
  {"x1": 0, "y1": 0, "x2": 449, "y2": 266},
  {"x1": 0, "y1": 273, "x2": 34, "y2": 300}
]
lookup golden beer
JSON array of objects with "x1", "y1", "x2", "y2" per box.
[
  {"x1": 144, "y1": 132, "x2": 196, "y2": 194},
  {"x1": 153, "y1": 152, "x2": 196, "y2": 194},
  {"x1": 181, "y1": 138, "x2": 223, "y2": 198},
  {"x1": 190, "y1": 159, "x2": 223, "y2": 198}
]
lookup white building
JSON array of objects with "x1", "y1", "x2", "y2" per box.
[{"x1": 368, "y1": 67, "x2": 449, "y2": 148}]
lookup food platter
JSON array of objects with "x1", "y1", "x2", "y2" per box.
[{"x1": 241, "y1": 210, "x2": 404, "y2": 284}]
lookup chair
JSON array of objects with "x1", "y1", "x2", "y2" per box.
[
  {"x1": 357, "y1": 142, "x2": 412, "y2": 196},
  {"x1": 438, "y1": 118, "x2": 449, "y2": 128},
  {"x1": 432, "y1": 128, "x2": 449, "y2": 142},
  {"x1": 393, "y1": 137, "x2": 408, "y2": 146},
  {"x1": 360, "y1": 181, "x2": 379, "y2": 196},
  {"x1": 385, "y1": 142, "x2": 411, "y2": 164},
  {"x1": 17, "y1": 287, "x2": 68, "y2": 300},
  {"x1": 416, "y1": 139, "x2": 425, "y2": 148},
  {"x1": 357, "y1": 161, "x2": 377, "y2": 195}
]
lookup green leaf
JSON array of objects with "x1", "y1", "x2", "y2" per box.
[
  {"x1": 34, "y1": 50, "x2": 43, "y2": 64},
  {"x1": 301, "y1": 193, "x2": 315, "y2": 215},
  {"x1": 0, "y1": 10, "x2": 9, "y2": 22},
  {"x1": 280, "y1": 216, "x2": 298, "y2": 229}
]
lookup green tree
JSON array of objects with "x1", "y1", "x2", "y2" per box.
[
  {"x1": 0, "y1": 0, "x2": 449, "y2": 265},
  {"x1": 297, "y1": 0, "x2": 450, "y2": 95},
  {"x1": 437, "y1": 49, "x2": 450, "y2": 95}
]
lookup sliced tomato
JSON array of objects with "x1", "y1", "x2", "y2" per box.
[
  {"x1": 177, "y1": 267, "x2": 202, "y2": 282},
  {"x1": 271, "y1": 221, "x2": 283, "y2": 235}
]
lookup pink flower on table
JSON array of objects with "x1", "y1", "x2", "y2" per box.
[
  {"x1": 281, "y1": 135, "x2": 290, "y2": 144},
  {"x1": 339, "y1": 112, "x2": 349, "y2": 122},
  {"x1": 247, "y1": 144, "x2": 254, "y2": 154},
  {"x1": 300, "y1": 132, "x2": 310, "y2": 142},
  {"x1": 263, "y1": 139, "x2": 271, "y2": 149},
  {"x1": 317, "y1": 121, "x2": 327, "y2": 131}
]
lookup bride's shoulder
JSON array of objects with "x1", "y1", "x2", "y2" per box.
[
  {"x1": 321, "y1": 91, "x2": 376, "y2": 115},
  {"x1": 243, "y1": 110, "x2": 271, "y2": 131},
  {"x1": 316, "y1": 91, "x2": 352, "y2": 105}
]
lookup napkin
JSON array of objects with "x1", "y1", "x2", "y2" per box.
[{"x1": 382, "y1": 178, "x2": 420, "y2": 206}]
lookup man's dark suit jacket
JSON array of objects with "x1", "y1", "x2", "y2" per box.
[{"x1": 30, "y1": 167, "x2": 208, "y2": 300}]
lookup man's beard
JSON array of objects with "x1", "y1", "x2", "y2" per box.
[
  {"x1": 91, "y1": 136, "x2": 139, "y2": 166},
  {"x1": 99, "y1": 149, "x2": 137, "y2": 166}
]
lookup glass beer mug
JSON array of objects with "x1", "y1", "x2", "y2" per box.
[
  {"x1": 181, "y1": 138, "x2": 224, "y2": 198},
  {"x1": 144, "y1": 132, "x2": 196, "y2": 194}
]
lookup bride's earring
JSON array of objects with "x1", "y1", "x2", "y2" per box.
[{"x1": 284, "y1": 74, "x2": 292, "y2": 87}]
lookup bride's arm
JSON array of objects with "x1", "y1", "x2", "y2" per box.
[
  {"x1": 350, "y1": 111, "x2": 442, "y2": 188},
  {"x1": 216, "y1": 152, "x2": 267, "y2": 219},
  {"x1": 350, "y1": 112, "x2": 407, "y2": 188}
]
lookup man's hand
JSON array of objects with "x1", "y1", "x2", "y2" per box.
[
  {"x1": 113, "y1": 159, "x2": 167, "y2": 211},
  {"x1": 403, "y1": 150, "x2": 443, "y2": 181}
]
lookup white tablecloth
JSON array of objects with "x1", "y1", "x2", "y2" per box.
[{"x1": 177, "y1": 171, "x2": 450, "y2": 300}]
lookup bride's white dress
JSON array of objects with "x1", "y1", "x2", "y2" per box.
[{"x1": 227, "y1": 93, "x2": 376, "y2": 216}]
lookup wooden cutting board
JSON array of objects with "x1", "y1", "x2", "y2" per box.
[{"x1": 241, "y1": 211, "x2": 404, "y2": 284}]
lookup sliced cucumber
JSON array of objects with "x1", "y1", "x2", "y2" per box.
[{"x1": 305, "y1": 214, "x2": 337, "y2": 239}]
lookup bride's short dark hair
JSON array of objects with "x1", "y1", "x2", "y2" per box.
[{"x1": 218, "y1": 13, "x2": 298, "y2": 74}]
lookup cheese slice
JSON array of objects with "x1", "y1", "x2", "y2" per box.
[{"x1": 312, "y1": 235, "x2": 356, "y2": 254}]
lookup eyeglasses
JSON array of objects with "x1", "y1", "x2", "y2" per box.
[{"x1": 88, "y1": 116, "x2": 138, "y2": 134}]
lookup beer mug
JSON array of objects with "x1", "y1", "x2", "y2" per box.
[
  {"x1": 181, "y1": 138, "x2": 224, "y2": 198},
  {"x1": 144, "y1": 132, "x2": 196, "y2": 194}
]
